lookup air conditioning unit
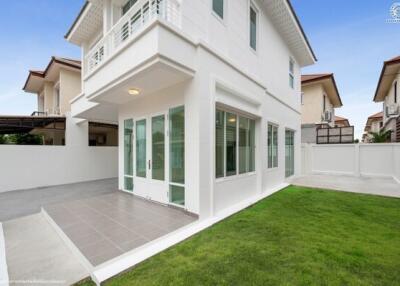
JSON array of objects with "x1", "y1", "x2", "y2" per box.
[
  {"x1": 386, "y1": 105, "x2": 399, "y2": 116},
  {"x1": 323, "y1": 111, "x2": 332, "y2": 122}
]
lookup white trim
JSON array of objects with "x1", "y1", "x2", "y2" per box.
[
  {"x1": 92, "y1": 182, "x2": 289, "y2": 284},
  {"x1": 0, "y1": 223, "x2": 9, "y2": 286}
]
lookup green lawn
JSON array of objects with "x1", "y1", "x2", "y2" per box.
[{"x1": 79, "y1": 186, "x2": 400, "y2": 286}]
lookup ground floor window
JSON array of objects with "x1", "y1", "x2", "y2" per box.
[
  {"x1": 268, "y1": 124, "x2": 278, "y2": 168},
  {"x1": 124, "y1": 119, "x2": 134, "y2": 191},
  {"x1": 216, "y1": 108, "x2": 255, "y2": 178},
  {"x1": 169, "y1": 106, "x2": 185, "y2": 206},
  {"x1": 285, "y1": 129, "x2": 295, "y2": 177}
]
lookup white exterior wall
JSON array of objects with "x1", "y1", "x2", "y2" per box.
[
  {"x1": 76, "y1": 0, "x2": 309, "y2": 219},
  {"x1": 302, "y1": 143, "x2": 400, "y2": 183},
  {"x1": 0, "y1": 114, "x2": 117, "y2": 193}
]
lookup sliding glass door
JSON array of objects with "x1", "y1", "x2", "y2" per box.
[
  {"x1": 285, "y1": 130, "x2": 295, "y2": 178},
  {"x1": 136, "y1": 119, "x2": 147, "y2": 178},
  {"x1": 152, "y1": 115, "x2": 165, "y2": 181}
]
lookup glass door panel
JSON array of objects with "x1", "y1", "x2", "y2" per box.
[
  {"x1": 169, "y1": 106, "x2": 185, "y2": 206},
  {"x1": 285, "y1": 130, "x2": 295, "y2": 177},
  {"x1": 136, "y1": 119, "x2": 147, "y2": 178},
  {"x1": 124, "y1": 119, "x2": 134, "y2": 191},
  {"x1": 226, "y1": 112, "x2": 237, "y2": 176},
  {"x1": 152, "y1": 115, "x2": 165, "y2": 181}
]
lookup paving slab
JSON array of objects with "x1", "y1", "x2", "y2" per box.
[
  {"x1": 291, "y1": 174, "x2": 400, "y2": 198},
  {"x1": 3, "y1": 213, "x2": 88, "y2": 286},
  {"x1": 44, "y1": 192, "x2": 197, "y2": 267},
  {"x1": 0, "y1": 178, "x2": 117, "y2": 221}
]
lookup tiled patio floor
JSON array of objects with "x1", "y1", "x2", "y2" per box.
[{"x1": 44, "y1": 191, "x2": 197, "y2": 267}]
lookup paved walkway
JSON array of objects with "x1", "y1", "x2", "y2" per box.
[
  {"x1": 3, "y1": 214, "x2": 88, "y2": 286},
  {"x1": 291, "y1": 174, "x2": 400, "y2": 198},
  {"x1": 0, "y1": 178, "x2": 117, "y2": 222}
]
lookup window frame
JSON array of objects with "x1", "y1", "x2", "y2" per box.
[
  {"x1": 215, "y1": 108, "x2": 256, "y2": 181},
  {"x1": 212, "y1": 0, "x2": 226, "y2": 23},
  {"x1": 249, "y1": 2, "x2": 259, "y2": 52},
  {"x1": 394, "y1": 81, "x2": 397, "y2": 104},
  {"x1": 289, "y1": 58, "x2": 295, "y2": 89},
  {"x1": 267, "y1": 123, "x2": 279, "y2": 169}
]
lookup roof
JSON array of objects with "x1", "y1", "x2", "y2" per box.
[
  {"x1": 0, "y1": 115, "x2": 65, "y2": 134},
  {"x1": 301, "y1": 73, "x2": 343, "y2": 107},
  {"x1": 23, "y1": 56, "x2": 81, "y2": 92},
  {"x1": 373, "y1": 55, "x2": 400, "y2": 102},
  {"x1": 65, "y1": 1, "x2": 90, "y2": 40},
  {"x1": 334, "y1": 115, "x2": 348, "y2": 122},
  {"x1": 368, "y1": 111, "x2": 383, "y2": 119}
]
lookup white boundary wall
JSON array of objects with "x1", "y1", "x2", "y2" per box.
[
  {"x1": 0, "y1": 223, "x2": 9, "y2": 286},
  {"x1": 302, "y1": 143, "x2": 400, "y2": 183},
  {"x1": 0, "y1": 114, "x2": 118, "y2": 193}
]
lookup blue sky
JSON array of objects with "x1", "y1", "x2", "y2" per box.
[{"x1": 0, "y1": 1, "x2": 399, "y2": 139}]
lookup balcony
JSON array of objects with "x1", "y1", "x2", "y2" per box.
[{"x1": 85, "y1": 0, "x2": 181, "y2": 77}]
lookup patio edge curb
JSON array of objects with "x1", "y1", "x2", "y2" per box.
[
  {"x1": 92, "y1": 183, "x2": 289, "y2": 284},
  {"x1": 0, "y1": 223, "x2": 9, "y2": 286},
  {"x1": 41, "y1": 209, "x2": 94, "y2": 277}
]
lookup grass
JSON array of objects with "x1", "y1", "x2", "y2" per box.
[{"x1": 78, "y1": 186, "x2": 400, "y2": 286}]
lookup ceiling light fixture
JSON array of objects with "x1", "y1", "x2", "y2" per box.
[{"x1": 128, "y1": 88, "x2": 140, "y2": 95}]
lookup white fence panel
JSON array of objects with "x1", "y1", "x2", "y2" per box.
[{"x1": 302, "y1": 143, "x2": 400, "y2": 182}]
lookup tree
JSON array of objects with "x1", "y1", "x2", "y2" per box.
[
  {"x1": 369, "y1": 130, "x2": 392, "y2": 143},
  {"x1": 0, "y1": 134, "x2": 6, "y2": 144},
  {"x1": 7, "y1": 134, "x2": 43, "y2": 145}
]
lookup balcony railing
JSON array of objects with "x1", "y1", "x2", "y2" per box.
[{"x1": 85, "y1": 0, "x2": 181, "y2": 76}]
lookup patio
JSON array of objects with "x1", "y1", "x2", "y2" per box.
[{"x1": 43, "y1": 191, "x2": 197, "y2": 267}]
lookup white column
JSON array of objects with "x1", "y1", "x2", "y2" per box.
[{"x1": 103, "y1": 0, "x2": 113, "y2": 34}]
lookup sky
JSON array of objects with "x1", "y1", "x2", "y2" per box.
[{"x1": 0, "y1": 1, "x2": 399, "y2": 140}]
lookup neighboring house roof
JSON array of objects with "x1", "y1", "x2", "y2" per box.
[
  {"x1": 334, "y1": 115, "x2": 350, "y2": 126},
  {"x1": 301, "y1": 73, "x2": 343, "y2": 107},
  {"x1": 65, "y1": 0, "x2": 317, "y2": 66},
  {"x1": 23, "y1": 56, "x2": 81, "y2": 93},
  {"x1": 373, "y1": 55, "x2": 400, "y2": 102},
  {"x1": 368, "y1": 111, "x2": 383, "y2": 119}
]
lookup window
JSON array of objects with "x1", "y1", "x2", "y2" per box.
[
  {"x1": 289, "y1": 59, "x2": 295, "y2": 89},
  {"x1": 323, "y1": 94, "x2": 327, "y2": 111},
  {"x1": 268, "y1": 124, "x2": 278, "y2": 168},
  {"x1": 124, "y1": 119, "x2": 134, "y2": 191},
  {"x1": 249, "y1": 5, "x2": 257, "y2": 51},
  {"x1": 152, "y1": 115, "x2": 165, "y2": 181},
  {"x1": 395, "y1": 81, "x2": 397, "y2": 104},
  {"x1": 212, "y1": 0, "x2": 224, "y2": 19},
  {"x1": 122, "y1": 0, "x2": 137, "y2": 15},
  {"x1": 285, "y1": 130, "x2": 295, "y2": 178},
  {"x1": 215, "y1": 109, "x2": 255, "y2": 178},
  {"x1": 169, "y1": 106, "x2": 185, "y2": 206}
]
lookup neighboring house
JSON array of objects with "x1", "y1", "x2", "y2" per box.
[
  {"x1": 20, "y1": 56, "x2": 118, "y2": 146},
  {"x1": 334, "y1": 115, "x2": 350, "y2": 127},
  {"x1": 373, "y1": 55, "x2": 400, "y2": 142},
  {"x1": 363, "y1": 111, "x2": 384, "y2": 142},
  {"x1": 65, "y1": 0, "x2": 316, "y2": 218},
  {"x1": 300, "y1": 73, "x2": 345, "y2": 143}
]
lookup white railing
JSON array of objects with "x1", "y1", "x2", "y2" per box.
[{"x1": 84, "y1": 0, "x2": 181, "y2": 76}]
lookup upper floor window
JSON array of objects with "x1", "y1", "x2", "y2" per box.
[
  {"x1": 323, "y1": 94, "x2": 327, "y2": 111},
  {"x1": 122, "y1": 0, "x2": 138, "y2": 15},
  {"x1": 395, "y1": 81, "x2": 397, "y2": 104},
  {"x1": 212, "y1": 0, "x2": 224, "y2": 20},
  {"x1": 249, "y1": 4, "x2": 257, "y2": 51},
  {"x1": 289, "y1": 59, "x2": 295, "y2": 89}
]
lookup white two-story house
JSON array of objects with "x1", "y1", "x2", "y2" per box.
[
  {"x1": 373, "y1": 55, "x2": 400, "y2": 142},
  {"x1": 65, "y1": 0, "x2": 316, "y2": 219}
]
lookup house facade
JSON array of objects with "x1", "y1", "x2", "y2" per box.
[
  {"x1": 334, "y1": 115, "x2": 350, "y2": 127},
  {"x1": 65, "y1": 0, "x2": 316, "y2": 218},
  {"x1": 300, "y1": 73, "x2": 344, "y2": 143},
  {"x1": 373, "y1": 56, "x2": 400, "y2": 142},
  {"x1": 363, "y1": 111, "x2": 383, "y2": 143},
  {"x1": 22, "y1": 57, "x2": 118, "y2": 146}
]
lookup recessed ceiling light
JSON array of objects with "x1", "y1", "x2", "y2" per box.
[{"x1": 128, "y1": 88, "x2": 140, "y2": 95}]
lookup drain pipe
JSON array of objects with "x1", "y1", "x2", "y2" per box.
[{"x1": 0, "y1": 223, "x2": 9, "y2": 286}]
